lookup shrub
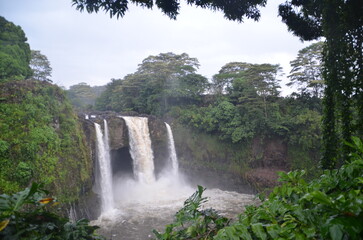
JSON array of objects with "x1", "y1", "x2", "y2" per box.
[{"x1": 0, "y1": 183, "x2": 104, "y2": 240}]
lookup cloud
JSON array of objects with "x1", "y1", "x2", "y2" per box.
[{"x1": 0, "y1": 0, "x2": 314, "y2": 92}]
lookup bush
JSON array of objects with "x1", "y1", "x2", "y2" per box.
[
  {"x1": 153, "y1": 186, "x2": 229, "y2": 239},
  {"x1": 0, "y1": 183, "x2": 104, "y2": 240}
]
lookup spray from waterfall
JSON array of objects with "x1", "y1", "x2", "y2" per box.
[
  {"x1": 94, "y1": 121, "x2": 114, "y2": 214},
  {"x1": 122, "y1": 117, "x2": 155, "y2": 183},
  {"x1": 165, "y1": 122, "x2": 179, "y2": 176}
]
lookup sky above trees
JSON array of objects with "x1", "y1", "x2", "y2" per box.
[{"x1": 0, "y1": 0, "x2": 315, "y2": 92}]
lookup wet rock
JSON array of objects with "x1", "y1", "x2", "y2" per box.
[{"x1": 107, "y1": 117, "x2": 128, "y2": 150}]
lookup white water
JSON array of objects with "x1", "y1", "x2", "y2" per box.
[
  {"x1": 68, "y1": 203, "x2": 77, "y2": 223},
  {"x1": 165, "y1": 122, "x2": 179, "y2": 175},
  {"x1": 122, "y1": 117, "x2": 155, "y2": 184},
  {"x1": 94, "y1": 121, "x2": 114, "y2": 215},
  {"x1": 92, "y1": 117, "x2": 256, "y2": 239},
  {"x1": 95, "y1": 184, "x2": 256, "y2": 240}
]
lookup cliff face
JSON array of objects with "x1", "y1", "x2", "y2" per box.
[
  {"x1": 107, "y1": 117, "x2": 128, "y2": 149},
  {"x1": 0, "y1": 80, "x2": 93, "y2": 203},
  {"x1": 172, "y1": 124, "x2": 316, "y2": 192}
]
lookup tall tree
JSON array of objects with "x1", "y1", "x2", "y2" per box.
[
  {"x1": 67, "y1": 82, "x2": 105, "y2": 109},
  {"x1": 212, "y1": 62, "x2": 252, "y2": 95},
  {"x1": 29, "y1": 50, "x2": 52, "y2": 82},
  {"x1": 95, "y1": 52, "x2": 208, "y2": 115},
  {"x1": 287, "y1": 42, "x2": 324, "y2": 98},
  {"x1": 0, "y1": 16, "x2": 32, "y2": 82},
  {"x1": 213, "y1": 62, "x2": 281, "y2": 117},
  {"x1": 95, "y1": 78, "x2": 122, "y2": 111}
]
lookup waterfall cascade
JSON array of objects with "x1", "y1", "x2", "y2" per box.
[
  {"x1": 91, "y1": 116, "x2": 256, "y2": 239},
  {"x1": 122, "y1": 116, "x2": 155, "y2": 184},
  {"x1": 165, "y1": 122, "x2": 179, "y2": 175},
  {"x1": 94, "y1": 121, "x2": 114, "y2": 214}
]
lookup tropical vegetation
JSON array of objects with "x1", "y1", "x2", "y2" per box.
[
  {"x1": 0, "y1": 80, "x2": 92, "y2": 201},
  {"x1": 153, "y1": 137, "x2": 363, "y2": 239},
  {"x1": 0, "y1": 16, "x2": 32, "y2": 82},
  {"x1": 0, "y1": 183, "x2": 103, "y2": 239}
]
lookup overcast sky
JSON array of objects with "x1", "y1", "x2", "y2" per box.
[{"x1": 0, "y1": 0, "x2": 315, "y2": 93}]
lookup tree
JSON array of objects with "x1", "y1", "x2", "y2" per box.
[
  {"x1": 212, "y1": 62, "x2": 253, "y2": 95},
  {"x1": 202, "y1": 62, "x2": 283, "y2": 142},
  {"x1": 287, "y1": 42, "x2": 324, "y2": 98},
  {"x1": 29, "y1": 50, "x2": 52, "y2": 82},
  {"x1": 0, "y1": 16, "x2": 32, "y2": 82},
  {"x1": 279, "y1": 0, "x2": 363, "y2": 168},
  {"x1": 67, "y1": 82, "x2": 105, "y2": 109},
  {"x1": 95, "y1": 78, "x2": 122, "y2": 111},
  {"x1": 213, "y1": 62, "x2": 281, "y2": 118},
  {"x1": 96, "y1": 52, "x2": 208, "y2": 115},
  {"x1": 72, "y1": 0, "x2": 267, "y2": 22}
]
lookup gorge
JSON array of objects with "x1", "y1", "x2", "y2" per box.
[{"x1": 87, "y1": 115, "x2": 256, "y2": 239}]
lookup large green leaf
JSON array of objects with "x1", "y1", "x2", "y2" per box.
[{"x1": 251, "y1": 223, "x2": 267, "y2": 240}]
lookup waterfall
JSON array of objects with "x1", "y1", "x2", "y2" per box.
[
  {"x1": 68, "y1": 203, "x2": 77, "y2": 223},
  {"x1": 165, "y1": 122, "x2": 179, "y2": 175},
  {"x1": 122, "y1": 117, "x2": 155, "y2": 184},
  {"x1": 103, "y1": 119, "x2": 111, "y2": 156},
  {"x1": 94, "y1": 121, "x2": 114, "y2": 214}
]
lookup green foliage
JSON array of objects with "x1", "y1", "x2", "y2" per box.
[
  {"x1": 14, "y1": 162, "x2": 33, "y2": 185},
  {"x1": 67, "y1": 82, "x2": 105, "y2": 110},
  {"x1": 177, "y1": 95, "x2": 321, "y2": 147},
  {"x1": 29, "y1": 50, "x2": 52, "y2": 82},
  {"x1": 0, "y1": 183, "x2": 104, "y2": 240},
  {"x1": 174, "y1": 61, "x2": 291, "y2": 144},
  {"x1": 287, "y1": 42, "x2": 324, "y2": 98},
  {"x1": 0, "y1": 16, "x2": 32, "y2": 82},
  {"x1": 153, "y1": 186, "x2": 229, "y2": 240},
  {"x1": 95, "y1": 52, "x2": 209, "y2": 115},
  {"x1": 0, "y1": 80, "x2": 92, "y2": 202},
  {"x1": 279, "y1": 0, "x2": 363, "y2": 168},
  {"x1": 212, "y1": 62, "x2": 281, "y2": 98},
  {"x1": 158, "y1": 138, "x2": 363, "y2": 239},
  {"x1": 72, "y1": 0, "x2": 267, "y2": 22}
]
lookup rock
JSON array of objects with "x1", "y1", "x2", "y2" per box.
[
  {"x1": 107, "y1": 117, "x2": 128, "y2": 150},
  {"x1": 251, "y1": 137, "x2": 288, "y2": 169}
]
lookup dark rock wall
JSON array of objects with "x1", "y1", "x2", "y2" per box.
[
  {"x1": 77, "y1": 117, "x2": 100, "y2": 219},
  {"x1": 250, "y1": 137, "x2": 288, "y2": 170},
  {"x1": 172, "y1": 124, "x2": 297, "y2": 192},
  {"x1": 107, "y1": 117, "x2": 128, "y2": 150},
  {"x1": 148, "y1": 117, "x2": 169, "y2": 178}
]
